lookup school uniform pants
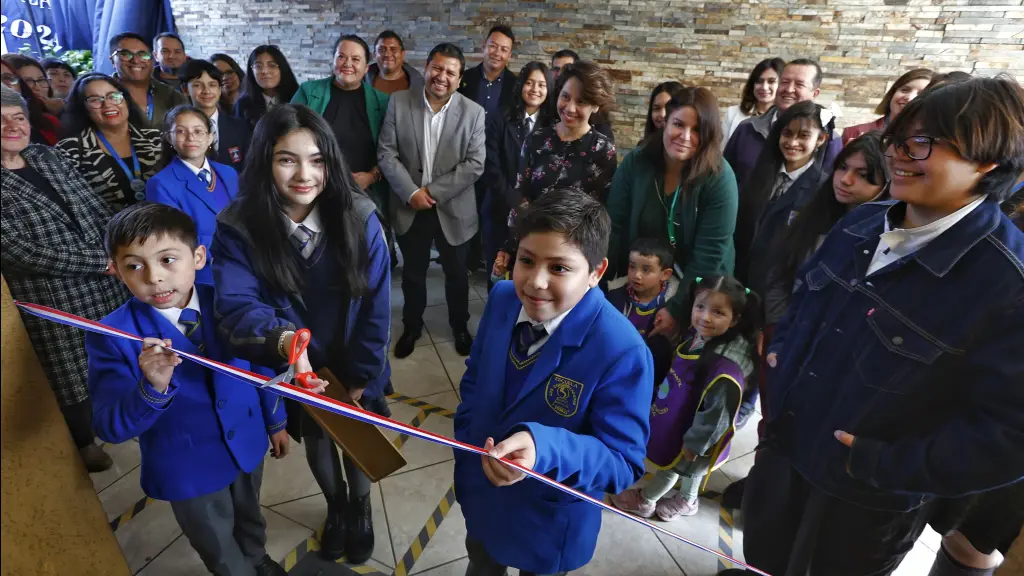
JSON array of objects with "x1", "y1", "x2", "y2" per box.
[
  {"x1": 464, "y1": 536, "x2": 568, "y2": 576},
  {"x1": 642, "y1": 456, "x2": 711, "y2": 504},
  {"x1": 397, "y1": 208, "x2": 471, "y2": 332},
  {"x1": 170, "y1": 463, "x2": 267, "y2": 576},
  {"x1": 741, "y1": 446, "x2": 933, "y2": 576},
  {"x1": 301, "y1": 394, "x2": 392, "y2": 508},
  {"x1": 60, "y1": 397, "x2": 96, "y2": 448}
]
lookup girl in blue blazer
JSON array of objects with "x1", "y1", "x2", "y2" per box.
[
  {"x1": 146, "y1": 105, "x2": 239, "y2": 285},
  {"x1": 211, "y1": 104, "x2": 391, "y2": 565}
]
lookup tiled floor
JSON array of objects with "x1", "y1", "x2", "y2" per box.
[{"x1": 93, "y1": 266, "x2": 940, "y2": 575}]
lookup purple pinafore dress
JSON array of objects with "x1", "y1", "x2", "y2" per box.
[{"x1": 646, "y1": 330, "x2": 746, "y2": 471}]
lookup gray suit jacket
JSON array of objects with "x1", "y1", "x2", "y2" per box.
[{"x1": 377, "y1": 89, "x2": 486, "y2": 246}]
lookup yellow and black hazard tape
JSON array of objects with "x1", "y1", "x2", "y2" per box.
[
  {"x1": 281, "y1": 526, "x2": 386, "y2": 574},
  {"x1": 387, "y1": 393, "x2": 455, "y2": 419},
  {"x1": 701, "y1": 490, "x2": 737, "y2": 572},
  {"x1": 392, "y1": 484, "x2": 457, "y2": 576},
  {"x1": 109, "y1": 495, "x2": 154, "y2": 532},
  {"x1": 393, "y1": 409, "x2": 428, "y2": 450}
]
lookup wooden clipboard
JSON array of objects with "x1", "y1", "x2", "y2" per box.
[{"x1": 301, "y1": 368, "x2": 407, "y2": 482}]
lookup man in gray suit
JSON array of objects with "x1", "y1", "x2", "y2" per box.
[{"x1": 378, "y1": 42, "x2": 486, "y2": 359}]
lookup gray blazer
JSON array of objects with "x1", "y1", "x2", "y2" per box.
[{"x1": 377, "y1": 89, "x2": 486, "y2": 246}]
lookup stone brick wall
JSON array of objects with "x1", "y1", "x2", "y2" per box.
[{"x1": 170, "y1": 0, "x2": 1024, "y2": 149}]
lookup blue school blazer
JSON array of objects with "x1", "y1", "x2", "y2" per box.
[
  {"x1": 145, "y1": 157, "x2": 239, "y2": 285},
  {"x1": 213, "y1": 113, "x2": 252, "y2": 170},
  {"x1": 86, "y1": 284, "x2": 286, "y2": 502},
  {"x1": 210, "y1": 196, "x2": 392, "y2": 400},
  {"x1": 454, "y1": 282, "x2": 654, "y2": 574}
]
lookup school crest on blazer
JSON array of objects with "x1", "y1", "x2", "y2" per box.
[{"x1": 545, "y1": 373, "x2": 584, "y2": 417}]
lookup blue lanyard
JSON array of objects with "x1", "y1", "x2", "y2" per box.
[
  {"x1": 95, "y1": 130, "x2": 143, "y2": 197},
  {"x1": 146, "y1": 92, "x2": 154, "y2": 121}
]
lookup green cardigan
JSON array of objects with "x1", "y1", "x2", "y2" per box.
[
  {"x1": 291, "y1": 77, "x2": 391, "y2": 209},
  {"x1": 606, "y1": 146, "x2": 739, "y2": 322}
]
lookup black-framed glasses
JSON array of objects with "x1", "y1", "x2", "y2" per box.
[
  {"x1": 111, "y1": 49, "x2": 153, "y2": 62},
  {"x1": 22, "y1": 77, "x2": 50, "y2": 88},
  {"x1": 85, "y1": 92, "x2": 125, "y2": 108},
  {"x1": 883, "y1": 135, "x2": 943, "y2": 161}
]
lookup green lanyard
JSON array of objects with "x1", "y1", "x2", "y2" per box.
[{"x1": 666, "y1": 183, "x2": 682, "y2": 246}]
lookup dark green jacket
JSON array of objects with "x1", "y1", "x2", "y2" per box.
[
  {"x1": 291, "y1": 77, "x2": 390, "y2": 208},
  {"x1": 606, "y1": 146, "x2": 739, "y2": 322}
]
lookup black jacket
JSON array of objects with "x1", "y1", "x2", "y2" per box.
[
  {"x1": 458, "y1": 64, "x2": 517, "y2": 116},
  {"x1": 482, "y1": 112, "x2": 532, "y2": 245},
  {"x1": 234, "y1": 93, "x2": 268, "y2": 130},
  {"x1": 213, "y1": 113, "x2": 252, "y2": 171}
]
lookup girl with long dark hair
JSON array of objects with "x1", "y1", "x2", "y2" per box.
[
  {"x1": 482, "y1": 60, "x2": 554, "y2": 284},
  {"x1": 642, "y1": 80, "x2": 686, "y2": 141},
  {"x1": 234, "y1": 45, "x2": 299, "y2": 129},
  {"x1": 210, "y1": 53, "x2": 246, "y2": 110},
  {"x1": 212, "y1": 104, "x2": 391, "y2": 565},
  {"x1": 722, "y1": 57, "x2": 785, "y2": 147}
]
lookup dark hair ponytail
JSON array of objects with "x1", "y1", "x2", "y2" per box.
[{"x1": 687, "y1": 276, "x2": 763, "y2": 380}]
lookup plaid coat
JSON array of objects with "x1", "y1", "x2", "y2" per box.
[{"x1": 1, "y1": 145, "x2": 130, "y2": 407}]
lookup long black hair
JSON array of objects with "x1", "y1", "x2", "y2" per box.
[
  {"x1": 60, "y1": 72, "x2": 145, "y2": 138},
  {"x1": 643, "y1": 81, "x2": 685, "y2": 138},
  {"x1": 209, "y1": 53, "x2": 245, "y2": 108},
  {"x1": 158, "y1": 104, "x2": 213, "y2": 170},
  {"x1": 240, "y1": 45, "x2": 299, "y2": 106},
  {"x1": 738, "y1": 100, "x2": 835, "y2": 229},
  {"x1": 506, "y1": 61, "x2": 556, "y2": 127},
  {"x1": 232, "y1": 104, "x2": 368, "y2": 296},
  {"x1": 739, "y1": 58, "x2": 785, "y2": 116},
  {"x1": 777, "y1": 132, "x2": 889, "y2": 293},
  {"x1": 686, "y1": 275, "x2": 762, "y2": 381}
]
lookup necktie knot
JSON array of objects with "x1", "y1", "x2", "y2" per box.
[
  {"x1": 290, "y1": 224, "x2": 315, "y2": 258},
  {"x1": 514, "y1": 320, "x2": 548, "y2": 357},
  {"x1": 198, "y1": 168, "x2": 212, "y2": 188},
  {"x1": 178, "y1": 308, "x2": 204, "y2": 350}
]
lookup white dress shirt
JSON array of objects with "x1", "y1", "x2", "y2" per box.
[
  {"x1": 209, "y1": 109, "x2": 220, "y2": 152},
  {"x1": 263, "y1": 93, "x2": 279, "y2": 109},
  {"x1": 180, "y1": 156, "x2": 212, "y2": 179},
  {"x1": 153, "y1": 287, "x2": 202, "y2": 336},
  {"x1": 422, "y1": 90, "x2": 453, "y2": 187},
  {"x1": 771, "y1": 160, "x2": 815, "y2": 200},
  {"x1": 281, "y1": 205, "x2": 324, "y2": 253},
  {"x1": 524, "y1": 110, "x2": 538, "y2": 136},
  {"x1": 516, "y1": 299, "x2": 579, "y2": 356},
  {"x1": 867, "y1": 195, "x2": 988, "y2": 276}
]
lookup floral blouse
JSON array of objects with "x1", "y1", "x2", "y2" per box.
[{"x1": 516, "y1": 124, "x2": 617, "y2": 204}]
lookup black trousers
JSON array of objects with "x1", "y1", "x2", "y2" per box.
[
  {"x1": 742, "y1": 446, "x2": 932, "y2": 576},
  {"x1": 396, "y1": 208, "x2": 470, "y2": 332},
  {"x1": 464, "y1": 536, "x2": 567, "y2": 576},
  {"x1": 60, "y1": 397, "x2": 96, "y2": 449}
]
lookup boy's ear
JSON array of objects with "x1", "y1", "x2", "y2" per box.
[
  {"x1": 659, "y1": 267, "x2": 673, "y2": 282},
  {"x1": 588, "y1": 257, "x2": 609, "y2": 288},
  {"x1": 193, "y1": 245, "x2": 208, "y2": 271}
]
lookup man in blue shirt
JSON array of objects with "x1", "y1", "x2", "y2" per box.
[{"x1": 458, "y1": 25, "x2": 516, "y2": 117}]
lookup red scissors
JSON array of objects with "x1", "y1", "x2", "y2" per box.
[{"x1": 264, "y1": 328, "x2": 318, "y2": 389}]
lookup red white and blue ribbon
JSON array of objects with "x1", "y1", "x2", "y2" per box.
[{"x1": 14, "y1": 300, "x2": 770, "y2": 576}]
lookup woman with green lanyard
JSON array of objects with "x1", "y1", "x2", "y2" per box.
[
  {"x1": 606, "y1": 86, "x2": 739, "y2": 338},
  {"x1": 57, "y1": 73, "x2": 162, "y2": 213}
]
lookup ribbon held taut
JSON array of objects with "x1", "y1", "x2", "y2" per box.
[{"x1": 13, "y1": 300, "x2": 770, "y2": 576}]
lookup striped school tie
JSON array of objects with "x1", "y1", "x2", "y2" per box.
[
  {"x1": 198, "y1": 169, "x2": 212, "y2": 188},
  {"x1": 290, "y1": 224, "x2": 315, "y2": 259},
  {"x1": 178, "y1": 308, "x2": 205, "y2": 352},
  {"x1": 513, "y1": 321, "x2": 548, "y2": 357}
]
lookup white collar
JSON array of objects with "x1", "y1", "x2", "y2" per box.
[
  {"x1": 422, "y1": 89, "x2": 454, "y2": 115},
  {"x1": 516, "y1": 302, "x2": 574, "y2": 338},
  {"x1": 525, "y1": 110, "x2": 539, "y2": 124},
  {"x1": 209, "y1": 109, "x2": 219, "y2": 124},
  {"x1": 881, "y1": 195, "x2": 988, "y2": 248},
  {"x1": 152, "y1": 286, "x2": 201, "y2": 329},
  {"x1": 281, "y1": 204, "x2": 323, "y2": 235},
  {"x1": 180, "y1": 156, "x2": 211, "y2": 178},
  {"x1": 779, "y1": 159, "x2": 815, "y2": 182},
  {"x1": 263, "y1": 92, "x2": 278, "y2": 107}
]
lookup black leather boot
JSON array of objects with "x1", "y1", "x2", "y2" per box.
[{"x1": 345, "y1": 493, "x2": 374, "y2": 564}]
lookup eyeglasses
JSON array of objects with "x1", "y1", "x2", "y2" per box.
[
  {"x1": 253, "y1": 62, "x2": 280, "y2": 72},
  {"x1": 220, "y1": 69, "x2": 237, "y2": 77},
  {"x1": 22, "y1": 77, "x2": 50, "y2": 88},
  {"x1": 1, "y1": 73, "x2": 20, "y2": 86},
  {"x1": 112, "y1": 49, "x2": 153, "y2": 62},
  {"x1": 883, "y1": 135, "x2": 943, "y2": 161},
  {"x1": 85, "y1": 92, "x2": 125, "y2": 108},
  {"x1": 172, "y1": 127, "x2": 210, "y2": 140}
]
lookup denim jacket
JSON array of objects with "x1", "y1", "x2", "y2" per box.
[{"x1": 766, "y1": 199, "x2": 1024, "y2": 512}]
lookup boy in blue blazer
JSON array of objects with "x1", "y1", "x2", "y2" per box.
[
  {"x1": 86, "y1": 203, "x2": 288, "y2": 576},
  {"x1": 454, "y1": 188, "x2": 655, "y2": 575}
]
